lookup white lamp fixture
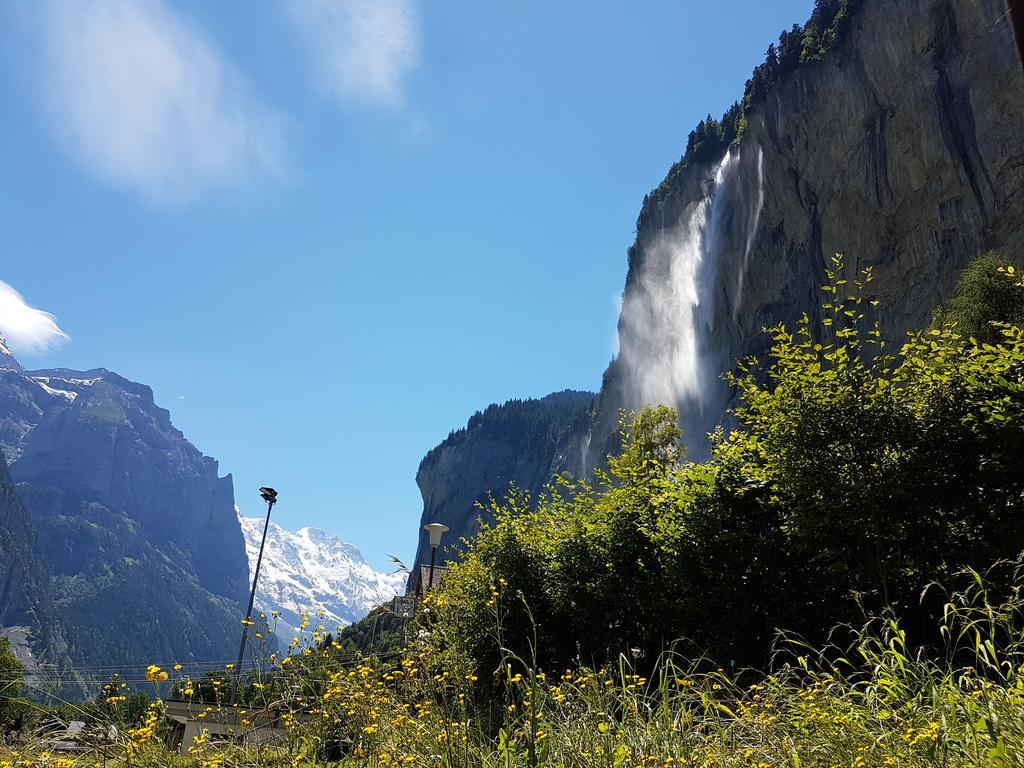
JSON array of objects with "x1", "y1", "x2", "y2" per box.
[
  {"x1": 423, "y1": 522, "x2": 450, "y2": 592},
  {"x1": 424, "y1": 522, "x2": 449, "y2": 547}
]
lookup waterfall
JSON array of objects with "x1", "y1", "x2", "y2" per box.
[
  {"x1": 616, "y1": 145, "x2": 764, "y2": 456},
  {"x1": 578, "y1": 429, "x2": 592, "y2": 478}
]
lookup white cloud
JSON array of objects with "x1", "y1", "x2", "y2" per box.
[
  {"x1": 0, "y1": 281, "x2": 69, "y2": 355},
  {"x1": 35, "y1": 0, "x2": 285, "y2": 204},
  {"x1": 287, "y1": 0, "x2": 419, "y2": 108}
]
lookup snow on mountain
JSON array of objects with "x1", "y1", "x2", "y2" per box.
[
  {"x1": 0, "y1": 334, "x2": 22, "y2": 371},
  {"x1": 238, "y1": 511, "x2": 405, "y2": 640}
]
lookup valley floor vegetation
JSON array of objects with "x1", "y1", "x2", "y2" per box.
[{"x1": 2, "y1": 254, "x2": 1024, "y2": 766}]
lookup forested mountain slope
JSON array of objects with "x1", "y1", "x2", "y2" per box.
[{"x1": 0, "y1": 351, "x2": 249, "y2": 669}]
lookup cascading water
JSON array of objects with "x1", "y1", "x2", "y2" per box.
[{"x1": 616, "y1": 145, "x2": 764, "y2": 457}]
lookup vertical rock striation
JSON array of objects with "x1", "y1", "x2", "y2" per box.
[{"x1": 589, "y1": 0, "x2": 1024, "y2": 461}]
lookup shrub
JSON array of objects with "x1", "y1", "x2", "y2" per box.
[{"x1": 427, "y1": 254, "x2": 1024, "y2": 672}]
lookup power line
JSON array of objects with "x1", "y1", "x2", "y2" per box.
[
  {"x1": 27, "y1": 658, "x2": 265, "y2": 671},
  {"x1": 12, "y1": 652, "x2": 405, "y2": 688},
  {"x1": 24, "y1": 648, "x2": 394, "y2": 675}
]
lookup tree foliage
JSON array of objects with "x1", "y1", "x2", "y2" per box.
[
  {"x1": 0, "y1": 636, "x2": 30, "y2": 732},
  {"x1": 0, "y1": 638, "x2": 23, "y2": 700},
  {"x1": 675, "y1": 0, "x2": 860, "y2": 172},
  {"x1": 337, "y1": 606, "x2": 406, "y2": 657},
  {"x1": 933, "y1": 252, "x2": 1024, "y2": 344},
  {"x1": 427, "y1": 254, "x2": 1024, "y2": 676}
]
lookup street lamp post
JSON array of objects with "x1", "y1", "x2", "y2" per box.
[
  {"x1": 423, "y1": 522, "x2": 449, "y2": 592},
  {"x1": 232, "y1": 486, "x2": 277, "y2": 704}
]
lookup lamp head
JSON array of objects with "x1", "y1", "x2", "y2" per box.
[
  {"x1": 259, "y1": 487, "x2": 278, "y2": 504},
  {"x1": 423, "y1": 522, "x2": 449, "y2": 548}
]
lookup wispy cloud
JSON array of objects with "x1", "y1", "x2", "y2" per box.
[
  {"x1": 287, "y1": 0, "x2": 420, "y2": 108},
  {"x1": 34, "y1": 0, "x2": 286, "y2": 205},
  {"x1": 0, "y1": 281, "x2": 69, "y2": 355}
]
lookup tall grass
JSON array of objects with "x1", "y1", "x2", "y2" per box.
[{"x1": 4, "y1": 566, "x2": 1024, "y2": 767}]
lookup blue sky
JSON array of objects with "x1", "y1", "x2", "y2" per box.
[{"x1": 0, "y1": 0, "x2": 812, "y2": 571}]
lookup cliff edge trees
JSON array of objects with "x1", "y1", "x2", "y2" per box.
[{"x1": 676, "y1": 0, "x2": 860, "y2": 170}]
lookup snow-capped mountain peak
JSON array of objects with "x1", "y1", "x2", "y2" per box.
[
  {"x1": 0, "y1": 334, "x2": 22, "y2": 372},
  {"x1": 238, "y1": 512, "x2": 405, "y2": 640}
]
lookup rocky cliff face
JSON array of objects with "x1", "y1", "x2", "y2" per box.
[
  {"x1": 589, "y1": 0, "x2": 1024, "y2": 461},
  {"x1": 411, "y1": 391, "x2": 595, "y2": 578},
  {"x1": 0, "y1": 360, "x2": 250, "y2": 667},
  {"x1": 414, "y1": 0, "x2": 1024, "y2": 556}
]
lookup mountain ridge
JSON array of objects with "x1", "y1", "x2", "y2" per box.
[
  {"x1": 0, "y1": 334, "x2": 22, "y2": 372},
  {"x1": 0, "y1": 345, "x2": 250, "y2": 669},
  {"x1": 410, "y1": 390, "x2": 596, "y2": 579},
  {"x1": 239, "y1": 513, "x2": 405, "y2": 641}
]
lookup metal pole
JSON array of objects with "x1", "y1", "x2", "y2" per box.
[
  {"x1": 232, "y1": 495, "x2": 275, "y2": 703},
  {"x1": 428, "y1": 545, "x2": 437, "y2": 592}
]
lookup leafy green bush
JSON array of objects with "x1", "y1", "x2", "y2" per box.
[
  {"x1": 337, "y1": 606, "x2": 407, "y2": 657},
  {"x1": 933, "y1": 252, "x2": 1024, "y2": 344},
  {"x1": 426, "y1": 254, "x2": 1024, "y2": 673},
  {"x1": 0, "y1": 637, "x2": 26, "y2": 734}
]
